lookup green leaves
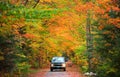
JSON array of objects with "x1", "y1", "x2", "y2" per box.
[
  {"x1": 6, "y1": 6, "x2": 61, "y2": 20},
  {"x1": 0, "y1": 1, "x2": 14, "y2": 11},
  {"x1": 25, "y1": 9, "x2": 61, "y2": 19}
]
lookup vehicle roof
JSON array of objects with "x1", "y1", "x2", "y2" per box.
[{"x1": 52, "y1": 56, "x2": 65, "y2": 59}]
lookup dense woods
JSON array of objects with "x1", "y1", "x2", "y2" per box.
[{"x1": 0, "y1": 0, "x2": 120, "y2": 77}]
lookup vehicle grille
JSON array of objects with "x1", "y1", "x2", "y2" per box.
[{"x1": 54, "y1": 63, "x2": 62, "y2": 66}]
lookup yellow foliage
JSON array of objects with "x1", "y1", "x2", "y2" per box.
[{"x1": 15, "y1": 54, "x2": 26, "y2": 58}]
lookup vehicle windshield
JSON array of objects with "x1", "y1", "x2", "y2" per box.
[{"x1": 51, "y1": 57, "x2": 65, "y2": 63}]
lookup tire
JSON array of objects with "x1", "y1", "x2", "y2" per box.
[
  {"x1": 51, "y1": 68, "x2": 53, "y2": 71},
  {"x1": 63, "y1": 68, "x2": 66, "y2": 71}
]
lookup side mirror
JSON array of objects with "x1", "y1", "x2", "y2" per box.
[{"x1": 65, "y1": 58, "x2": 69, "y2": 62}]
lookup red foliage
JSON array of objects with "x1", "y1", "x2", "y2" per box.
[{"x1": 112, "y1": 6, "x2": 120, "y2": 12}]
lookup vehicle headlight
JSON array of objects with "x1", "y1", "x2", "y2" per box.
[
  {"x1": 51, "y1": 64, "x2": 54, "y2": 67},
  {"x1": 62, "y1": 63, "x2": 66, "y2": 67}
]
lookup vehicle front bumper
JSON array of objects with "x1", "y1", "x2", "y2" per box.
[{"x1": 51, "y1": 66, "x2": 65, "y2": 69}]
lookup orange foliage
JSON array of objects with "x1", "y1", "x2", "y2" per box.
[
  {"x1": 48, "y1": 12, "x2": 80, "y2": 27},
  {"x1": 105, "y1": 43, "x2": 111, "y2": 46},
  {"x1": 60, "y1": 33, "x2": 75, "y2": 41},
  {"x1": 111, "y1": 6, "x2": 120, "y2": 12},
  {"x1": 93, "y1": 0, "x2": 120, "y2": 29},
  {"x1": 11, "y1": 20, "x2": 25, "y2": 35},
  {"x1": 91, "y1": 57, "x2": 99, "y2": 65},
  {"x1": 106, "y1": 7, "x2": 111, "y2": 12},
  {"x1": 1, "y1": 23, "x2": 6, "y2": 27},
  {"x1": 108, "y1": 18, "x2": 120, "y2": 28},
  {"x1": 48, "y1": 12, "x2": 80, "y2": 42},
  {"x1": 96, "y1": 0, "x2": 110, "y2": 5},
  {"x1": 103, "y1": 31, "x2": 111, "y2": 34},
  {"x1": 23, "y1": 33, "x2": 36, "y2": 39},
  {"x1": 94, "y1": 6, "x2": 105, "y2": 15},
  {"x1": 103, "y1": 14, "x2": 110, "y2": 19},
  {"x1": 49, "y1": 12, "x2": 83, "y2": 49},
  {"x1": 98, "y1": 25, "x2": 105, "y2": 30},
  {"x1": 10, "y1": 0, "x2": 19, "y2": 4},
  {"x1": 75, "y1": 2, "x2": 94, "y2": 13},
  {"x1": 75, "y1": 3, "x2": 87, "y2": 13},
  {"x1": 2, "y1": 15, "x2": 7, "y2": 19},
  {"x1": 111, "y1": 34, "x2": 115, "y2": 39}
]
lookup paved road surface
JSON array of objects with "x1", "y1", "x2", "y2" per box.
[{"x1": 29, "y1": 61, "x2": 85, "y2": 77}]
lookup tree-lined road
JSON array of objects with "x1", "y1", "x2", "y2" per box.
[{"x1": 29, "y1": 62, "x2": 85, "y2": 77}]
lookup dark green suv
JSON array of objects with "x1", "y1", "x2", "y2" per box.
[{"x1": 50, "y1": 57, "x2": 66, "y2": 71}]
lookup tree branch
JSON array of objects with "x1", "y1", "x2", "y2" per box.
[{"x1": 33, "y1": 0, "x2": 40, "y2": 8}]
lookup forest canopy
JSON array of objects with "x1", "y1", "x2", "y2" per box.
[{"x1": 0, "y1": 0, "x2": 120, "y2": 77}]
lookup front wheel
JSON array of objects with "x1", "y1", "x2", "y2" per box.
[
  {"x1": 51, "y1": 68, "x2": 53, "y2": 71},
  {"x1": 63, "y1": 68, "x2": 66, "y2": 71}
]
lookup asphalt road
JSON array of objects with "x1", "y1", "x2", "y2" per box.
[{"x1": 29, "y1": 61, "x2": 85, "y2": 77}]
